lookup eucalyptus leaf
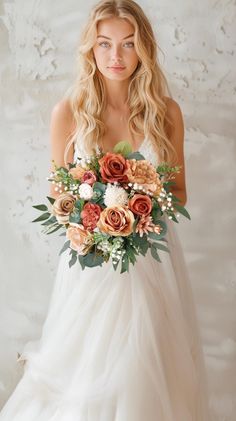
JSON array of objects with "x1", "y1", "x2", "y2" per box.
[
  {"x1": 150, "y1": 244, "x2": 162, "y2": 263},
  {"x1": 174, "y1": 204, "x2": 191, "y2": 220},
  {"x1": 121, "y1": 253, "x2": 129, "y2": 273},
  {"x1": 126, "y1": 151, "x2": 146, "y2": 161},
  {"x1": 69, "y1": 254, "x2": 77, "y2": 268},
  {"x1": 41, "y1": 216, "x2": 57, "y2": 226},
  {"x1": 151, "y1": 242, "x2": 170, "y2": 253},
  {"x1": 32, "y1": 204, "x2": 48, "y2": 211},
  {"x1": 148, "y1": 220, "x2": 167, "y2": 240},
  {"x1": 59, "y1": 240, "x2": 70, "y2": 255},
  {"x1": 79, "y1": 252, "x2": 104, "y2": 268},
  {"x1": 46, "y1": 196, "x2": 55, "y2": 205},
  {"x1": 45, "y1": 224, "x2": 62, "y2": 235},
  {"x1": 32, "y1": 212, "x2": 51, "y2": 223}
]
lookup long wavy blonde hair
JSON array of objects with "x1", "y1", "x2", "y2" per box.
[{"x1": 64, "y1": 0, "x2": 177, "y2": 166}]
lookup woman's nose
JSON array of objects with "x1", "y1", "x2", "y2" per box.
[{"x1": 111, "y1": 45, "x2": 122, "y2": 61}]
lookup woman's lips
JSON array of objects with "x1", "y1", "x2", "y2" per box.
[{"x1": 108, "y1": 66, "x2": 126, "y2": 72}]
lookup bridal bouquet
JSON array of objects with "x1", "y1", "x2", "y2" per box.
[{"x1": 32, "y1": 141, "x2": 190, "y2": 273}]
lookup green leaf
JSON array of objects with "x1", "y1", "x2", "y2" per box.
[
  {"x1": 127, "y1": 246, "x2": 137, "y2": 264},
  {"x1": 171, "y1": 194, "x2": 181, "y2": 203},
  {"x1": 74, "y1": 199, "x2": 84, "y2": 211},
  {"x1": 69, "y1": 210, "x2": 81, "y2": 223},
  {"x1": 45, "y1": 224, "x2": 62, "y2": 235},
  {"x1": 41, "y1": 215, "x2": 57, "y2": 226},
  {"x1": 46, "y1": 196, "x2": 55, "y2": 205},
  {"x1": 78, "y1": 255, "x2": 86, "y2": 270},
  {"x1": 148, "y1": 219, "x2": 167, "y2": 240},
  {"x1": 32, "y1": 212, "x2": 51, "y2": 223},
  {"x1": 151, "y1": 242, "x2": 170, "y2": 253},
  {"x1": 79, "y1": 252, "x2": 104, "y2": 268},
  {"x1": 126, "y1": 151, "x2": 146, "y2": 161},
  {"x1": 32, "y1": 204, "x2": 48, "y2": 211},
  {"x1": 93, "y1": 182, "x2": 106, "y2": 193},
  {"x1": 151, "y1": 201, "x2": 162, "y2": 223},
  {"x1": 113, "y1": 140, "x2": 132, "y2": 156},
  {"x1": 150, "y1": 244, "x2": 162, "y2": 263},
  {"x1": 69, "y1": 253, "x2": 77, "y2": 268},
  {"x1": 59, "y1": 240, "x2": 70, "y2": 255},
  {"x1": 120, "y1": 253, "x2": 129, "y2": 273},
  {"x1": 174, "y1": 204, "x2": 191, "y2": 220},
  {"x1": 170, "y1": 213, "x2": 179, "y2": 223}
]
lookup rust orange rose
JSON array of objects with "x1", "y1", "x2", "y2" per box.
[
  {"x1": 81, "y1": 202, "x2": 102, "y2": 231},
  {"x1": 98, "y1": 153, "x2": 129, "y2": 183},
  {"x1": 128, "y1": 194, "x2": 152, "y2": 216},
  {"x1": 69, "y1": 165, "x2": 86, "y2": 180},
  {"x1": 51, "y1": 192, "x2": 76, "y2": 224},
  {"x1": 66, "y1": 223, "x2": 90, "y2": 255},
  {"x1": 97, "y1": 206, "x2": 134, "y2": 236}
]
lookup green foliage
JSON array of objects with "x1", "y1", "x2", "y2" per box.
[
  {"x1": 78, "y1": 252, "x2": 104, "y2": 268},
  {"x1": 32, "y1": 204, "x2": 48, "y2": 211},
  {"x1": 151, "y1": 201, "x2": 162, "y2": 223},
  {"x1": 126, "y1": 151, "x2": 146, "y2": 161},
  {"x1": 41, "y1": 216, "x2": 57, "y2": 226},
  {"x1": 174, "y1": 204, "x2": 191, "y2": 220},
  {"x1": 69, "y1": 210, "x2": 81, "y2": 224},
  {"x1": 121, "y1": 253, "x2": 129, "y2": 273},
  {"x1": 148, "y1": 220, "x2": 167, "y2": 240},
  {"x1": 46, "y1": 196, "x2": 55, "y2": 205},
  {"x1": 59, "y1": 240, "x2": 70, "y2": 256},
  {"x1": 113, "y1": 140, "x2": 132, "y2": 156},
  {"x1": 150, "y1": 243, "x2": 162, "y2": 262},
  {"x1": 32, "y1": 212, "x2": 51, "y2": 223},
  {"x1": 69, "y1": 249, "x2": 77, "y2": 268},
  {"x1": 44, "y1": 224, "x2": 62, "y2": 235}
]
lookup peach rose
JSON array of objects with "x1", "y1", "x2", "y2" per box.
[
  {"x1": 81, "y1": 170, "x2": 97, "y2": 186},
  {"x1": 69, "y1": 165, "x2": 86, "y2": 180},
  {"x1": 128, "y1": 194, "x2": 152, "y2": 216},
  {"x1": 66, "y1": 223, "x2": 90, "y2": 255},
  {"x1": 51, "y1": 192, "x2": 76, "y2": 224},
  {"x1": 81, "y1": 202, "x2": 102, "y2": 231},
  {"x1": 97, "y1": 206, "x2": 134, "y2": 236},
  {"x1": 98, "y1": 153, "x2": 129, "y2": 183}
]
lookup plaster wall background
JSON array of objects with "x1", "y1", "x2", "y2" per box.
[{"x1": 0, "y1": 1, "x2": 235, "y2": 420}]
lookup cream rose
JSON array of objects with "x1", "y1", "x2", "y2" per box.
[{"x1": 51, "y1": 192, "x2": 76, "y2": 225}]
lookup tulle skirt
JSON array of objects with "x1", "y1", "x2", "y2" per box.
[{"x1": 0, "y1": 216, "x2": 211, "y2": 420}]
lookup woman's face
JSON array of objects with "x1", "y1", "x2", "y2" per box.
[{"x1": 92, "y1": 17, "x2": 139, "y2": 81}]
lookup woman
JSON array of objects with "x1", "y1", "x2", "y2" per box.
[{"x1": 0, "y1": 1, "x2": 211, "y2": 420}]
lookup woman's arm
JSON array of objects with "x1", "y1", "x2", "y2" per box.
[
  {"x1": 164, "y1": 97, "x2": 187, "y2": 207},
  {"x1": 49, "y1": 99, "x2": 76, "y2": 199}
]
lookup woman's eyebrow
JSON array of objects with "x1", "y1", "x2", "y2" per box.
[{"x1": 97, "y1": 33, "x2": 134, "y2": 40}]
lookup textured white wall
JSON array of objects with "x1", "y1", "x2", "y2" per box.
[{"x1": 0, "y1": 1, "x2": 235, "y2": 420}]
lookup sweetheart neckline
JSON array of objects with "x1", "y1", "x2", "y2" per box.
[{"x1": 74, "y1": 137, "x2": 149, "y2": 155}]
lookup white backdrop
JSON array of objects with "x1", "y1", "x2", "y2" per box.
[{"x1": 0, "y1": 1, "x2": 235, "y2": 420}]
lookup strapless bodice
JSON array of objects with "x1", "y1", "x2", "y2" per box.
[{"x1": 73, "y1": 137, "x2": 160, "y2": 167}]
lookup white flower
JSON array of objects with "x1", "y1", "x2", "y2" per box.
[
  {"x1": 78, "y1": 183, "x2": 93, "y2": 200},
  {"x1": 104, "y1": 184, "x2": 129, "y2": 207}
]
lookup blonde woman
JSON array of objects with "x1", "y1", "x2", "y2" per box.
[{"x1": 0, "y1": 1, "x2": 212, "y2": 420}]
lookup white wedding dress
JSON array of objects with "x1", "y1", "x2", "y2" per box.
[{"x1": 0, "y1": 137, "x2": 212, "y2": 420}]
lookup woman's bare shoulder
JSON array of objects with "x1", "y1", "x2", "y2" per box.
[
  {"x1": 50, "y1": 98, "x2": 76, "y2": 134},
  {"x1": 163, "y1": 96, "x2": 184, "y2": 134}
]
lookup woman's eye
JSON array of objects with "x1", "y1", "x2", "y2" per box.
[
  {"x1": 98, "y1": 41, "x2": 134, "y2": 48},
  {"x1": 99, "y1": 42, "x2": 110, "y2": 47},
  {"x1": 124, "y1": 42, "x2": 134, "y2": 48}
]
